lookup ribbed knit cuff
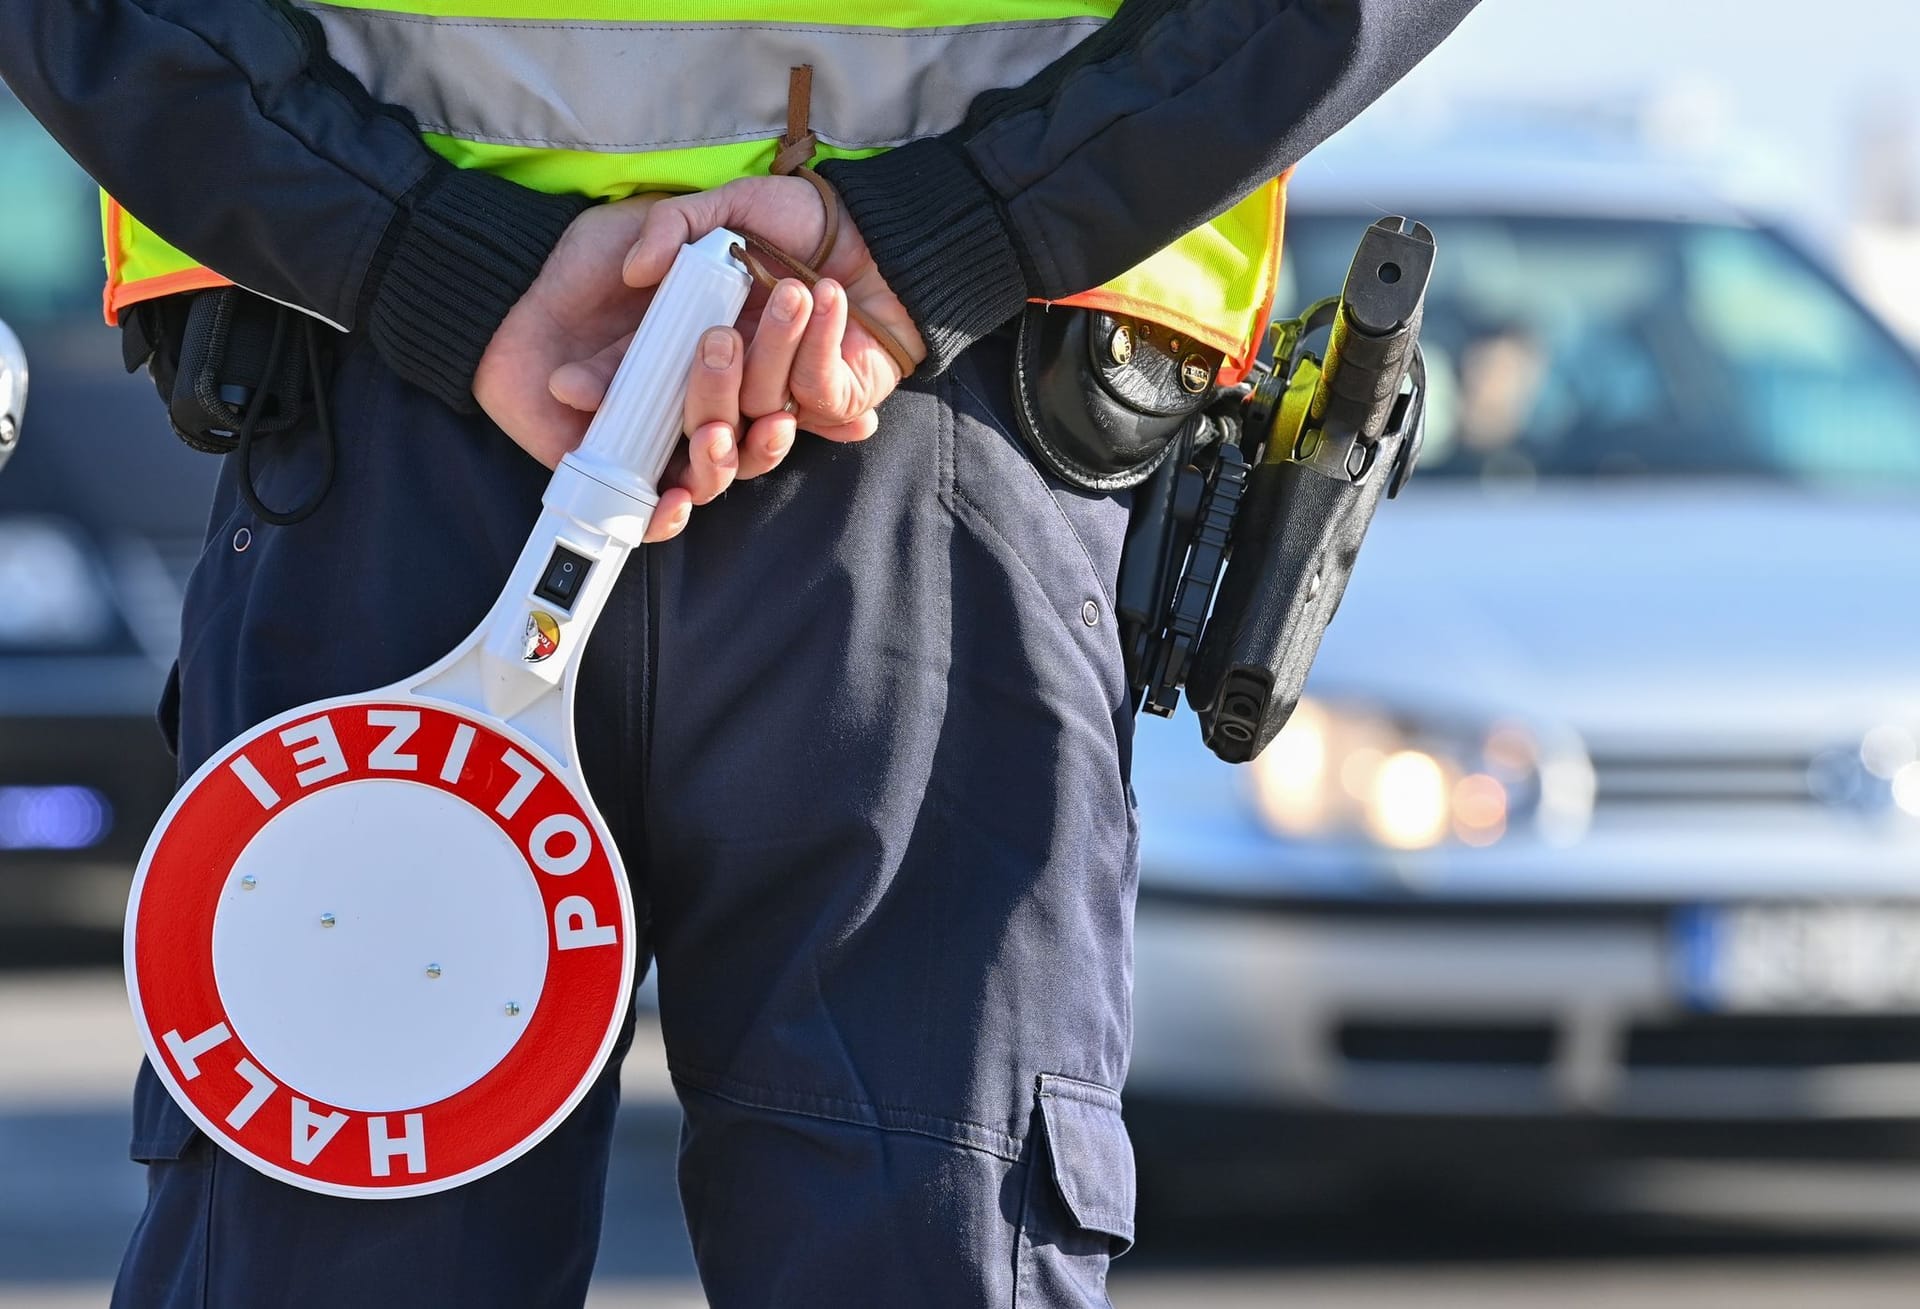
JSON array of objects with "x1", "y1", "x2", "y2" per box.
[
  {"x1": 364, "y1": 165, "x2": 592, "y2": 413},
  {"x1": 819, "y1": 139, "x2": 1028, "y2": 377}
]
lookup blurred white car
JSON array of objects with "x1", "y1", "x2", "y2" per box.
[{"x1": 1127, "y1": 129, "x2": 1920, "y2": 1185}]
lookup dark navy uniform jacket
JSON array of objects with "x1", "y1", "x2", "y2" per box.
[{"x1": 0, "y1": 0, "x2": 1479, "y2": 404}]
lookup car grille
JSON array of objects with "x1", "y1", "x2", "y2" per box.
[
  {"x1": 1337, "y1": 1015, "x2": 1920, "y2": 1075},
  {"x1": 1338, "y1": 1021, "x2": 1556, "y2": 1068},
  {"x1": 1588, "y1": 747, "x2": 1825, "y2": 807},
  {"x1": 1625, "y1": 1015, "x2": 1920, "y2": 1069}
]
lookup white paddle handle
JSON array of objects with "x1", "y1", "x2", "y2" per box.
[
  {"x1": 412, "y1": 231, "x2": 752, "y2": 748},
  {"x1": 562, "y1": 228, "x2": 754, "y2": 501}
]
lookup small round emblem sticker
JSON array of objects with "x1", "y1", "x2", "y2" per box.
[{"x1": 522, "y1": 611, "x2": 561, "y2": 663}]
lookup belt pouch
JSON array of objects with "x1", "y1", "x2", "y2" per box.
[{"x1": 1010, "y1": 304, "x2": 1220, "y2": 493}]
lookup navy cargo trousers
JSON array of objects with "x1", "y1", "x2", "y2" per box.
[{"x1": 111, "y1": 325, "x2": 1142, "y2": 1308}]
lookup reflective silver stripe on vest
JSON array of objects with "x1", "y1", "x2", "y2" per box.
[{"x1": 305, "y1": 3, "x2": 1104, "y2": 153}]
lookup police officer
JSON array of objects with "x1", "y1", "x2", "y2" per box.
[{"x1": 0, "y1": 1, "x2": 1477, "y2": 1304}]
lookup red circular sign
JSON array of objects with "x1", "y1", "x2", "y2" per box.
[{"x1": 126, "y1": 697, "x2": 633, "y2": 1198}]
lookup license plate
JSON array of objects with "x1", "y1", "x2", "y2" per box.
[{"x1": 1677, "y1": 903, "x2": 1920, "y2": 1012}]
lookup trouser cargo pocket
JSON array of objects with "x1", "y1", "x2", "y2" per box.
[{"x1": 1016, "y1": 1073, "x2": 1136, "y2": 1307}]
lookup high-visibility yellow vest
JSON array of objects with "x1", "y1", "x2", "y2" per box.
[{"x1": 103, "y1": 0, "x2": 1284, "y2": 383}]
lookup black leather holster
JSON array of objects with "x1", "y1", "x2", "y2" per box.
[{"x1": 1010, "y1": 304, "x2": 1222, "y2": 492}]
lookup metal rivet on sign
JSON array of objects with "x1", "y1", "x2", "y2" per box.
[
  {"x1": 319, "y1": 913, "x2": 336, "y2": 928},
  {"x1": 232, "y1": 526, "x2": 252, "y2": 553},
  {"x1": 240, "y1": 875, "x2": 257, "y2": 891},
  {"x1": 504, "y1": 1002, "x2": 521, "y2": 1017},
  {"x1": 1180, "y1": 354, "x2": 1211, "y2": 394},
  {"x1": 1082, "y1": 599, "x2": 1100, "y2": 628},
  {"x1": 1108, "y1": 325, "x2": 1134, "y2": 367},
  {"x1": 425, "y1": 963, "x2": 442, "y2": 979}
]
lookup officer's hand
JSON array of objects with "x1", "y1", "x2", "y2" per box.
[
  {"x1": 552, "y1": 174, "x2": 926, "y2": 492},
  {"x1": 475, "y1": 198, "x2": 652, "y2": 466},
  {"x1": 475, "y1": 195, "x2": 724, "y2": 543}
]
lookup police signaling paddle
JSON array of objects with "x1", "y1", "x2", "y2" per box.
[{"x1": 125, "y1": 231, "x2": 753, "y2": 1198}]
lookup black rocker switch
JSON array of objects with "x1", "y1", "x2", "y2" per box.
[{"x1": 534, "y1": 546, "x2": 593, "y2": 611}]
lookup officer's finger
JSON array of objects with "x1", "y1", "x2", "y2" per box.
[
  {"x1": 548, "y1": 331, "x2": 635, "y2": 413},
  {"x1": 643, "y1": 451, "x2": 695, "y2": 543},
  {"x1": 682, "y1": 421, "x2": 739, "y2": 505},
  {"x1": 623, "y1": 188, "x2": 739, "y2": 290},
  {"x1": 677, "y1": 327, "x2": 740, "y2": 503},
  {"x1": 737, "y1": 411, "x2": 799, "y2": 480},
  {"x1": 684, "y1": 327, "x2": 742, "y2": 436},
  {"x1": 791, "y1": 280, "x2": 853, "y2": 421},
  {"x1": 740, "y1": 280, "x2": 810, "y2": 420},
  {"x1": 644, "y1": 487, "x2": 695, "y2": 543},
  {"x1": 802, "y1": 411, "x2": 881, "y2": 444}
]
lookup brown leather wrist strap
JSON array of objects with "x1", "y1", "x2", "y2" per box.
[
  {"x1": 772, "y1": 67, "x2": 819, "y2": 179},
  {"x1": 730, "y1": 65, "x2": 917, "y2": 379},
  {"x1": 730, "y1": 226, "x2": 918, "y2": 380},
  {"x1": 768, "y1": 66, "x2": 837, "y2": 268}
]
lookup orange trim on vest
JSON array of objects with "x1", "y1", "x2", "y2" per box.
[
  {"x1": 1236, "y1": 170, "x2": 1288, "y2": 384},
  {"x1": 101, "y1": 197, "x2": 232, "y2": 324},
  {"x1": 104, "y1": 268, "x2": 234, "y2": 325},
  {"x1": 102, "y1": 196, "x2": 122, "y2": 318}
]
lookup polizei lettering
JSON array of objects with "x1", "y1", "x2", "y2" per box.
[{"x1": 221, "y1": 707, "x2": 619, "y2": 953}]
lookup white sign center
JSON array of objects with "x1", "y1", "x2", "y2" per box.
[{"x1": 211, "y1": 779, "x2": 549, "y2": 1112}]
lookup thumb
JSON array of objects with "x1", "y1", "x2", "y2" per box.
[
  {"x1": 622, "y1": 188, "x2": 740, "y2": 289},
  {"x1": 548, "y1": 331, "x2": 635, "y2": 412}
]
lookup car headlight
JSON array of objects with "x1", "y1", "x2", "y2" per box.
[
  {"x1": 0, "y1": 518, "x2": 117, "y2": 650},
  {"x1": 1245, "y1": 696, "x2": 1593, "y2": 851}
]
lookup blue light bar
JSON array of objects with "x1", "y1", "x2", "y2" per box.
[{"x1": 0, "y1": 786, "x2": 113, "y2": 851}]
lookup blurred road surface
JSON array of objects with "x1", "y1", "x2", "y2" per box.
[{"x1": 9, "y1": 970, "x2": 1920, "y2": 1307}]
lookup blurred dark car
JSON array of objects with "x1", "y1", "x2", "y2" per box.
[
  {"x1": 0, "y1": 94, "x2": 215, "y2": 939},
  {"x1": 1128, "y1": 129, "x2": 1920, "y2": 1203}
]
